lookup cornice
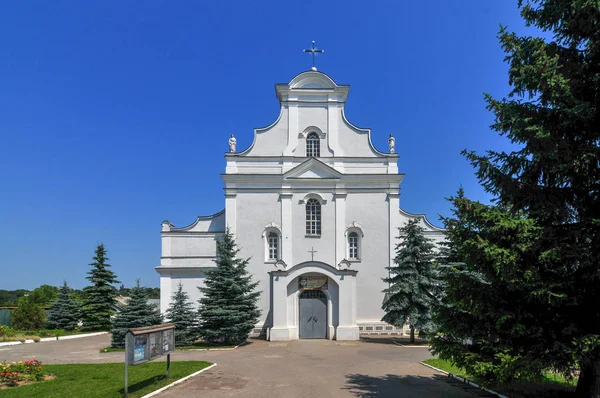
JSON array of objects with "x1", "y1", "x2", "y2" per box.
[{"x1": 155, "y1": 266, "x2": 216, "y2": 274}]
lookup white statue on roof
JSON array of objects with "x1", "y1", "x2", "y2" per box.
[
  {"x1": 388, "y1": 133, "x2": 395, "y2": 154},
  {"x1": 229, "y1": 133, "x2": 236, "y2": 153}
]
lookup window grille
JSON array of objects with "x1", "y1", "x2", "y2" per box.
[
  {"x1": 268, "y1": 232, "x2": 279, "y2": 260},
  {"x1": 306, "y1": 199, "x2": 321, "y2": 235},
  {"x1": 348, "y1": 232, "x2": 359, "y2": 259},
  {"x1": 306, "y1": 132, "x2": 320, "y2": 157}
]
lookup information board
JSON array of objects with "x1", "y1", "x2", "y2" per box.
[
  {"x1": 125, "y1": 324, "x2": 175, "y2": 366},
  {"x1": 124, "y1": 324, "x2": 176, "y2": 396}
]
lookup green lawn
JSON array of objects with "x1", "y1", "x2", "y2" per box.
[
  {"x1": 100, "y1": 342, "x2": 235, "y2": 353},
  {"x1": 0, "y1": 361, "x2": 212, "y2": 398},
  {"x1": 423, "y1": 358, "x2": 576, "y2": 398},
  {"x1": 423, "y1": 358, "x2": 471, "y2": 379}
]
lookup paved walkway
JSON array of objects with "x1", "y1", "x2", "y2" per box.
[{"x1": 0, "y1": 335, "x2": 477, "y2": 397}]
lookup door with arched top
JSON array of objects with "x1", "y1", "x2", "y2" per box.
[{"x1": 299, "y1": 290, "x2": 327, "y2": 339}]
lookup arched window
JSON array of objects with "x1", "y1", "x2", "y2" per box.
[
  {"x1": 306, "y1": 199, "x2": 321, "y2": 235},
  {"x1": 348, "y1": 232, "x2": 359, "y2": 260},
  {"x1": 267, "y1": 232, "x2": 279, "y2": 261},
  {"x1": 306, "y1": 132, "x2": 320, "y2": 157}
]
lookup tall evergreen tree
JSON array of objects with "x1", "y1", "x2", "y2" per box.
[
  {"x1": 47, "y1": 281, "x2": 81, "y2": 331},
  {"x1": 433, "y1": 1, "x2": 600, "y2": 395},
  {"x1": 382, "y1": 219, "x2": 439, "y2": 344},
  {"x1": 165, "y1": 282, "x2": 198, "y2": 346},
  {"x1": 81, "y1": 244, "x2": 120, "y2": 331},
  {"x1": 198, "y1": 229, "x2": 261, "y2": 345},
  {"x1": 111, "y1": 280, "x2": 162, "y2": 348},
  {"x1": 432, "y1": 191, "x2": 544, "y2": 382}
]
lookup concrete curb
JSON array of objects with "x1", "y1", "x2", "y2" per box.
[
  {"x1": 175, "y1": 341, "x2": 249, "y2": 352},
  {"x1": 0, "y1": 332, "x2": 108, "y2": 347},
  {"x1": 140, "y1": 363, "x2": 217, "y2": 398},
  {"x1": 419, "y1": 361, "x2": 510, "y2": 398},
  {"x1": 392, "y1": 341, "x2": 431, "y2": 348}
]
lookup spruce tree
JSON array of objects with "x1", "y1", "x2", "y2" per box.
[
  {"x1": 165, "y1": 282, "x2": 198, "y2": 346},
  {"x1": 382, "y1": 219, "x2": 439, "y2": 344},
  {"x1": 433, "y1": 1, "x2": 600, "y2": 395},
  {"x1": 47, "y1": 281, "x2": 81, "y2": 331},
  {"x1": 431, "y1": 190, "x2": 543, "y2": 382},
  {"x1": 198, "y1": 229, "x2": 261, "y2": 345},
  {"x1": 111, "y1": 280, "x2": 162, "y2": 348},
  {"x1": 81, "y1": 244, "x2": 120, "y2": 331}
]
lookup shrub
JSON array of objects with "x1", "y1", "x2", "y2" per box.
[
  {"x1": 0, "y1": 326, "x2": 16, "y2": 338},
  {"x1": 11, "y1": 296, "x2": 46, "y2": 330}
]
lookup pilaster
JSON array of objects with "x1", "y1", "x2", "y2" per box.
[
  {"x1": 387, "y1": 192, "x2": 401, "y2": 272},
  {"x1": 334, "y1": 192, "x2": 347, "y2": 266},
  {"x1": 225, "y1": 193, "x2": 237, "y2": 235},
  {"x1": 280, "y1": 193, "x2": 293, "y2": 266}
]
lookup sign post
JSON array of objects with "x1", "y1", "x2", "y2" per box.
[{"x1": 124, "y1": 323, "x2": 176, "y2": 396}]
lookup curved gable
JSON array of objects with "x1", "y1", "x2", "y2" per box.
[{"x1": 162, "y1": 209, "x2": 225, "y2": 233}]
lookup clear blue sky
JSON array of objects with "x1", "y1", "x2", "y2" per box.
[{"x1": 0, "y1": 1, "x2": 530, "y2": 290}]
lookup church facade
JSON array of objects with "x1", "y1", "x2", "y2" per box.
[{"x1": 157, "y1": 70, "x2": 445, "y2": 341}]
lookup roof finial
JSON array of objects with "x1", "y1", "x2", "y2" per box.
[{"x1": 303, "y1": 40, "x2": 324, "y2": 71}]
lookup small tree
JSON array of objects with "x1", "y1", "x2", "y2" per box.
[
  {"x1": 46, "y1": 281, "x2": 81, "y2": 331},
  {"x1": 382, "y1": 219, "x2": 439, "y2": 343},
  {"x1": 165, "y1": 282, "x2": 198, "y2": 346},
  {"x1": 11, "y1": 295, "x2": 46, "y2": 330},
  {"x1": 81, "y1": 244, "x2": 120, "y2": 331},
  {"x1": 111, "y1": 280, "x2": 162, "y2": 348},
  {"x1": 198, "y1": 229, "x2": 261, "y2": 345}
]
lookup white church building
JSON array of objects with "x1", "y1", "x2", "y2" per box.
[{"x1": 157, "y1": 69, "x2": 445, "y2": 341}]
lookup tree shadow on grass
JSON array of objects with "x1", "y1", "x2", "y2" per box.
[
  {"x1": 359, "y1": 336, "x2": 429, "y2": 346},
  {"x1": 343, "y1": 373, "x2": 480, "y2": 398}
]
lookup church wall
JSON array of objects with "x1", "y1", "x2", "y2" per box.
[
  {"x1": 234, "y1": 192, "x2": 282, "y2": 326},
  {"x1": 159, "y1": 270, "x2": 206, "y2": 313},
  {"x1": 345, "y1": 192, "x2": 390, "y2": 322},
  {"x1": 161, "y1": 234, "x2": 220, "y2": 268},
  {"x1": 290, "y1": 191, "x2": 336, "y2": 266},
  {"x1": 186, "y1": 212, "x2": 226, "y2": 232},
  {"x1": 294, "y1": 106, "x2": 331, "y2": 157},
  {"x1": 242, "y1": 107, "x2": 289, "y2": 157},
  {"x1": 335, "y1": 109, "x2": 382, "y2": 157}
]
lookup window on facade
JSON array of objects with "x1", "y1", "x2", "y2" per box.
[
  {"x1": 306, "y1": 132, "x2": 320, "y2": 157},
  {"x1": 267, "y1": 232, "x2": 279, "y2": 260},
  {"x1": 306, "y1": 199, "x2": 321, "y2": 235},
  {"x1": 348, "y1": 232, "x2": 359, "y2": 259}
]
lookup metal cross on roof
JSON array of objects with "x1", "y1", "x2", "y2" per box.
[
  {"x1": 308, "y1": 247, "x2": 318, "y2": 261},
  {"x1": 303, "y1": 41, "x2": 324, "y2": 71}
]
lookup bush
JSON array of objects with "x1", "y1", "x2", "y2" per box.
[
  {"x1": 0, "y1": 326, "x2": 16, "y2": 338},
  {"x1": 11, "y1": 296, "x2": 46, "y2": 330}
]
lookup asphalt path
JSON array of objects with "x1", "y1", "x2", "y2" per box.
[{"x1": 0, "y1": 334, "x2": 482, "y2": 397}]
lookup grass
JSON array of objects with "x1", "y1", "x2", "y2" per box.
[
  {"x1": 0, "y1": 361, "x2": 212, "y2": 398},
  {"x1": 423, "y1": 358, "x2": 577, "y2": 398},
  {"x1": 423, "y1": 358, "x2": 471, "y2": 379},
  {"x1": 100, "y1": 342, "x2": 236, "y2": 353}
]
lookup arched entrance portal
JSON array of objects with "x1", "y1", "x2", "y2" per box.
[
  {"x1": 298, "y1": 290, "x2": 327, "y2": 339},
  {"x1": 269, "y1": 261, "x2": 359, "y2": 341}
]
